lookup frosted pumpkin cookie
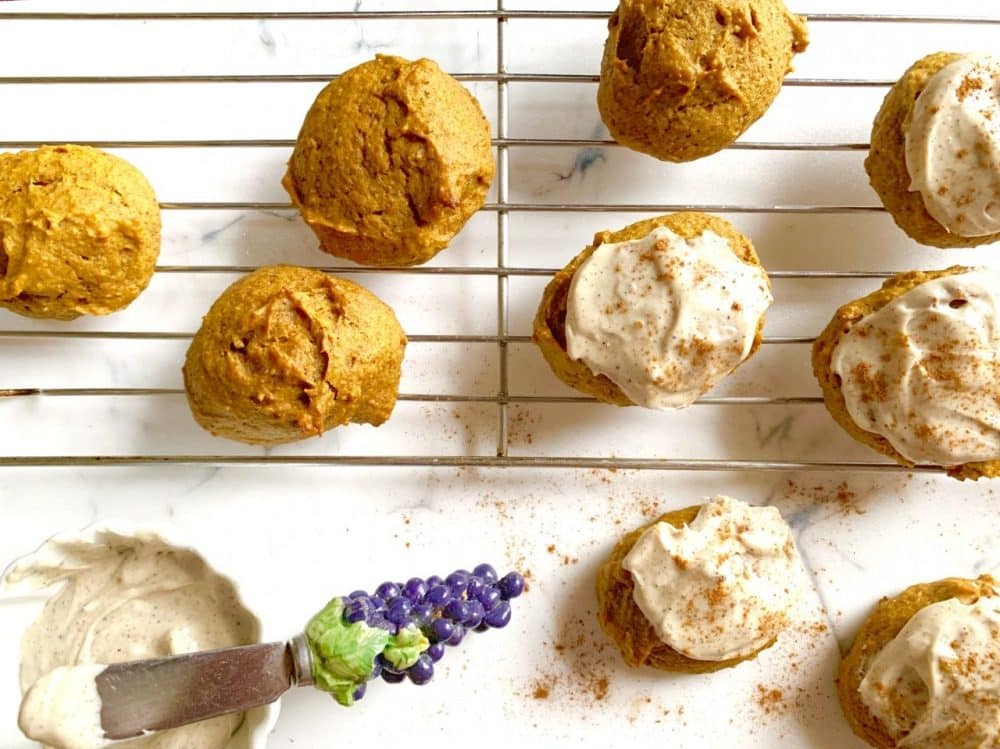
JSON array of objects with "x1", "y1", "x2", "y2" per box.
[
  {"x1": 184, "y1": 265, "x2": 406, "y2": 446},
  {"x1": 0, "y1": 145, "x2": 161, "y2": 320},
  {"x1": 533, "y1": 212, "x2": 772, "y2": 407},
  {"x1": 596, "y1": 496, "x2": 800, "y2": 674},
  {"x1": 838, "y1": 575, "x2": 1000, "y2": 749},
  {"x1": 283, "y1": 55, "x2": 494, "y2": 267},
  {"x1": 813, "y1": 266, "x2": 1000, "y2": 480},
  {"x1": 866, "y1": 52, "x2": 1000, "y2": 248},
  {"x1": 597, "y1": 0, "x2": 808, "y2": 162}
]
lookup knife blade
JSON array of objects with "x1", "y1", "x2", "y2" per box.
[{"x1": 96, "y1": 635, "x2": 313, "y2": 741}]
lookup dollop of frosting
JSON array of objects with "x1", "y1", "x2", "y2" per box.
[
  {"x1": 18, "y1": 665, "x2": 111, "y2": 749},
  {"x1": 859, "y1": 596, "x2": 1000, "y2": 749},
  {"x1": 564, "y1": 227, "x2": 772, "y2": 409},
  {"x1": 621, "y1": 496, "x2": 799, "y2": 661},
  {"x1": 831, "y1": 269, "x2": 1000, "y2": 466},
  {"x1": 905, "y1": 52, "x2": 1000, "y2": 237},
  {"x1": 4, "y1": 530, "x2": 257, "y2": 749}
]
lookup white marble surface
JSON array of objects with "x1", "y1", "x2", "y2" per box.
[{"x1": 1, "y1": 1, "x2": 1000, "y2": 747}]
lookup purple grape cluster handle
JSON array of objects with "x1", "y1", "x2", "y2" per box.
[
  {"x1": 352, "y1": 565, "x2": 524, "y2": 693},
  {"x1": 306, "y1": 564, "x2": 525, "y2": 705}
]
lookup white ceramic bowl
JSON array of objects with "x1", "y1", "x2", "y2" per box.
[{"x1": 0, "y1": 520, "x2": 282, "y2": 749}]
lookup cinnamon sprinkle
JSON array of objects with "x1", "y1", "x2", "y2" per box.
[
  {"x1": 955, "y1": 73, "x2": 984, "y2": 102},
  {"x1": 756, "y1": 685, "x2": 785, "y2": 715},
  {"x1": 532, "y1": 680, "x2": 553, "y2": 700}
]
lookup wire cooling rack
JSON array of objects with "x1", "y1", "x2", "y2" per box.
[{"x1": 0, "y1": 6, "x2": 996, "y2": 472}]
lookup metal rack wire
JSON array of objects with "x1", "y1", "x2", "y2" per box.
[{"x1": 1, "y1": 6, "x2": 991, "y2": 473}]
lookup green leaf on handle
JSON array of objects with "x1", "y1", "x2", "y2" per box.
[
  {"x1": 306, "y1": 598, "x2": 390, "y2": 706},
  {"x1": 382, "y1": 625, "x2": 430, "y2": 670}
]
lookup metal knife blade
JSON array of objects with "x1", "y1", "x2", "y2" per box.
[{"x1": 96, "y1": 639, "x2": 305, "y2": 741}]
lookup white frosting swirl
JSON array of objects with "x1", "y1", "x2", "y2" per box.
[
  {"x1": 564, "y1": 226, "x2": 772, "y2": 409},
  {"x1": 905, "y1": 52, "x2": 1000, "y2": 237},
  {"x1": 859, "y1": 596, "x2": 1000, "y2": 749},
  {"x1": 831, "y1": 269, "x2": 1000, "y2": 466},
  {"x1": 621, "y1": 496, "x2": 799, "y2": 661}
]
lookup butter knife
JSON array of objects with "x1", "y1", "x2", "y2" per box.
[{"x1": 96, "y1": 635, "x2": 314, "y2": 741}]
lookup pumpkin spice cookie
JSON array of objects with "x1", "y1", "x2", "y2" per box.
[
  {"x1": 596, "y1": 496, "x2": 801, "y2": 674},
  {"x1": 597, "y1": 0, "x2": 808, "y2": 162},
  {"x1": 839, "y1": 576, "x2": 1000, "y2": 749},
  {"x1": 813, "y1": 266, "x2": 1000, "y2": 480},
  {"x1": 184, "y1": 265, "x2": 406, "y2": 446},
  {"x1": 533, "y1": 212, "x2": 771, "y2": 408},
  {"x1": 866, "y1": 52, "x2": 1000, "y2": 248},
  {"x1": 0, "y1": 145, "x2": 161, "y2": 320},
  {"x1": 283, "y1": 55, "x2": 494, "y2": 267}
]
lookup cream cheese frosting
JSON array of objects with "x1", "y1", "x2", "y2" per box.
[
  {"x1": 859, "y1": 596, "x2": 1000, "y2": 749},
  {"x1": 831, "y1": 269, "x2": 1000, "y2": 466},
  {"x1": 564, "y1": 227, "x2": 772, "y2": 409},
  {"x1": 18, "y1": 665, "x2": 113, "y2": 749},
  {"x1": 5, "y1": 530, "x2": 257, "y2": 749},
  {"x1": 621, "y1": 496, "x2": 799, "y2": 661},
  {"x1": 905, "y1": 52, "x2": 1000, "y2": 237}
]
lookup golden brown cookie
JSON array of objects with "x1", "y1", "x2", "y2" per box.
[
  {"x1": 866, "y1": 53, "x2": 1000, "y2": 249},
  {"x1": 183, "y1": 265, "x2": 406, "y2": 445},
  {"x1": 838, "y1": 575, "x2": 999, "y2": 749},
  {"x1": 0, "y1": 145, "x2": 161, "y2": 320},
  {"x1": 283, "y1": 55, "x2": 494, "y2": 267},
  {"x1": 596, "y1": 504, "x2": 776, "y2": 673},
  {"x1": 533, "y1": 212, "x2": 766, "y2": 406},
  {"x1": 597, "y1": 0, "x2": 808, "y2": 162},
  {"x1": 811, "y1": 266, "x2": 1000, "y2": 480}
]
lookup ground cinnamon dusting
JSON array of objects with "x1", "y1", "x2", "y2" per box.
[
  {"x1": 546, "y1": 543, "x2": 579, "y2": 566},
  {"x1": 525, "y1": 613, "x2": 616, "y2": 707},
  {"x1": 592, "y1": 676, "x2": 610, "y2": 701},
  {"x1": 853, "y1": 361, "x2": 889, "y2": 403},
  {"x1": 632, "y1": 493, "x2": 663, "y2": 520},
  {"x1": 781, "y1": 479, "x2": 866, "y2": 517},
  {"x1": 532, "y1": 680, "x2": 553, "y2": 700},
  {"x1": 508, "y1": 406, "x2": 539, "y2": 446},
  {"x1": 956, "y1": 73, "x2": 984, "y2": 102},
  {"x1": 747, "y1": 619, "x2": 833, "y2": 732},
  {"x1": 756, "y1": 685, "x2": 786, "y2": 715}
]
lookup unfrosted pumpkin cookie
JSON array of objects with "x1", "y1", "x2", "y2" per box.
[
  {"x1": 533, "y1": 212, "x2": 771, "y2": 408},
  {"x1": 283, "y1": 55, "x2": 494, "y2": 267},
  {"x1": 812, "y1": 266, "x2": 1000, "y2": 480},
  {"x1": 597, "y1": 0, "x2": 808, "y2": 162},
  {"x1": 866, "y1": 52, "x2": 1000, "y2": 248},
  {"x1": 0, "y1": 145, "x2": 161, "y2": 320},
  {"x1": 838, "y1": 576, "x2": 1000, "y2": 749},
  {"x1": 596, "y1": 496, "x2": 800, "y2": 674},
  {"x1": 183, "y1": 265, "x2": 406, "y2": 446}
]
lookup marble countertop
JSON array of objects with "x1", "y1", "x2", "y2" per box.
[{"x1": 1, "y1": 1, "x2": 999, "y2": 747}]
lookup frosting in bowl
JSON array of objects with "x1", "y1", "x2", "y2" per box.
[
  {"x1": 621, "y1": 496, "x2": 799, "y2": 661},
  {"x1": 859, "y1": 596, "x2": 1000, "y2": 749},
  {"x1": 905, "y1": 53, "x2": 1000, "y2": 237},
  {"x1": 4, "y1": 529, "x2": 258, "y2": 749},
  {"x1": 831, "y1": 269, "x2": 1000, "y2": 466},
  {"x1": 564, "y1": 227, "x2": 772, "y2": 409}
]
